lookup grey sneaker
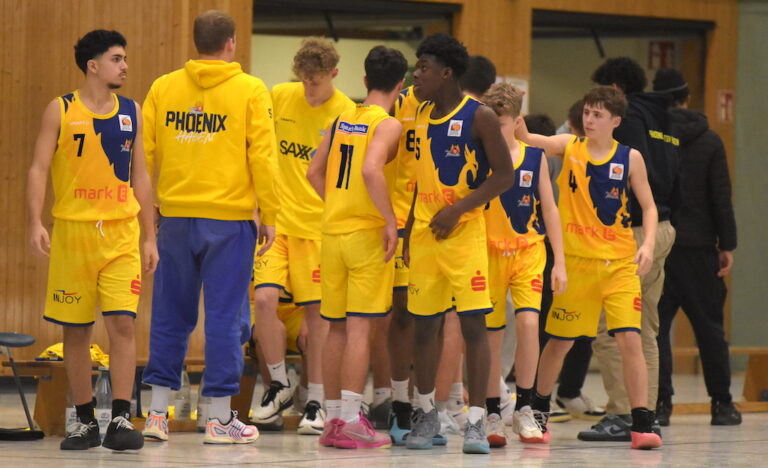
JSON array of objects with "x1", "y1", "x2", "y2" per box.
[
  {"x1": 405, "y1": 408, "x2": 440, "y2": 450},
  {"x1": 577, "y1": 414, "x2": 632, "y2": 441},
  {"x1": 369, "y1": 399, "x2": 392, "y2": 430},
  {"x1": 463, "y1": 417, "x2": 490, "y2": 454}
]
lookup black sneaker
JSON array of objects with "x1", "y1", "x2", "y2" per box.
[
  {"x1": 60, "y1": 420, "x2": 101, "y2": 450},
  {"x1": 577, "y1": 414, "x2": 632, "y2": 441},
  {"x1": 369, "y1": 398, "x2": 392, "y2": 430},
  {"x1": 389, "y1": 400, "x2": 412, "y2": 446},
  {"x1": 656, "y1": 400, "x2": 672, "y2": 426},
  {"x1": 711, "y1": 401, "x2": 742, "y2": 426},
  {"x1": 102, "y1": 416, "x2": 144, "y2": 451}
]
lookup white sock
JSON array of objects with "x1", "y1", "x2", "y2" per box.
[
  {"x1": 436, "y1": 400, "x2": 448, "y2": 412},
  {"x1": 307, "y1": 382, "x2": 323, "y2": 404},
  {"x1": 416, "y1": 390, "x2": 436, "y2": 413},
  {"x1": 373, "y1": 387, "x2": 391, "y2": 407},
  {"x1": 392, "y1": 379, "x2": 409, "y2": 403},
  {"x1": 150, "y1": 385, "x2": 171, "y2": 414},
  {"x1": 467, "y1": 405, "x2": 485, "y2": 425},
  {"x1": 500, "y1": 376, "x2": 512, "y2": 401},
  {"x1": 268, "y1": 361, "x2": 289, "y2": 386},
  {"x1": 210, "y1": 396, "x2": 231, "y2": 423},
  {"x1": 340, "y1": 390, "x2": 363, "y2": 423},
  {"x1": 448, "y1": 382, "x2": 464, "y2": 411},
  {"x1": 326, "y1": 399, "x2": 342, "y2": 420}
]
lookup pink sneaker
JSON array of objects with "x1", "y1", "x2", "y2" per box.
[
  {"x1": 334, "y1": 414, "x2": 391, "y2": 449},
  {"x1": 631, "y1": 431, "x2": 662, "y2": 450},
  {"x1": 319, "y1": 418, "x2": 344, "y2": 447}
]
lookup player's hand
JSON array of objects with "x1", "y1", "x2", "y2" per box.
[
  {"x1": 551, "y1": 261, "x2": 567, "y2": 295},
  {"x1": 142, "y1": 238, "x2": 159, "y2": 274},
  {"x1": 383, "y1": 222, "x2": 398, "y2": 263},
  {"x1": 717, "y1": 250, "x2": 734, "y2": 277},
  {"x1": 257, "y1": 224, "x2": 276, "y2": 256},
  {"x1": 429, "y1": 205, "x2": 460, "y2": 240},
  {"x1": 29, "y1": 222, "x2": 50, "y2": 257},
  {"x1": 634, "y1": 242, "x2": 654, "y2": 276}
]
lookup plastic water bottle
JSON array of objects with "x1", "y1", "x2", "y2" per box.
[
  {"x1": 94, "y1": 367, "x2": 112, "y2": 437},
  {"x1": 196, "y1": 373, "x2": 210, "y2": 433},
  {"x1": 64, "y1": 391, "x2": 77, "y2": 431},
  {"x1": 173, "y1": 368, "x2": 192, "y2": 420}
]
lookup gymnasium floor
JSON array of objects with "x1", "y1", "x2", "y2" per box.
[{"x1": 1, "y1": 373, "x2": 765, "y2": 467}]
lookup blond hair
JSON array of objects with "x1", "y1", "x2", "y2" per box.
[
  {"x1": 292, "y1": 37, "x2": 340, "y2": 78},
  {"x1": 482, "y1": 82, "x2": 524, "y2": 118}
]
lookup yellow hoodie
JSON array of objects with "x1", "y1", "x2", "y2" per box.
[{"x1": 143, "y1": 60, "x2": 279, "y2": 223}]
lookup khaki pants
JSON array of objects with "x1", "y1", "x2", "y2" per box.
[{"x1": 593, "y1": 220, "x2": 675, "y2": 414}]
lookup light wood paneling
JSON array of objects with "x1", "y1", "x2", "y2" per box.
[{"x1": 0, "y1": 0, "x2": 252, "y2": 368}]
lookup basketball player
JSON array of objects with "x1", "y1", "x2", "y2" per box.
[
  {"x1": 27, "y1": 29, "x2": 157, "y2": 451},
  {"x1": 307, "y1": 45, "x2": 408, "y2": 449},
  {"x1": 251, "y1": 37, "x2": 356, "y2": 434},
  {"x1": 516, "y1": 86, "x2": 662, "y2": 450}
]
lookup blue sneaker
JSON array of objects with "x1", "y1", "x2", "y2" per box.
[
  {"x1": 389, "y1": 400, "x2": 412, "y2": 446},
  {"x1": 463, "y1": 417, "x2": 490, "y2": 454}
]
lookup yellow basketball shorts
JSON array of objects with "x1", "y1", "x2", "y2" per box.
[
  {"x1": 545, "y1": 254, "x2": 641, "y2": 340},
  {"x1": 486, "y1": 241, "x2": 546, "y2": 330},
  {"x1": 250, "y1": 296, "x2": 304, "y2": 354},
  {"x1": 408, "y1": 217, "x2": 492, "y2": 318},
  {"x1": 393, "y1": 231, "x2": 409, "y2": 289},
  {"x1": 320, "y1": 227, "x2": 394, "y2": 321},
  {"x1": 253, "y1": 234, "x2": 321, "y2": 306},
  {"x1": 44, "y1": 217, "x2": 141, "y2": 326}
]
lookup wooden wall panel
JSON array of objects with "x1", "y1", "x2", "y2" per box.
[{"x1": 0, "y1": 0, "x2": 252, "y2": 368}]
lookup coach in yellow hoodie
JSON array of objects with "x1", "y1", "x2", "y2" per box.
[{"x1": 141, "y1": 10, "x2": 278, "y2": 444}]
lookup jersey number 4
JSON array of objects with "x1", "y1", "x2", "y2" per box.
[
  {"x1": 568, "y1": 170, "x2": 578, "y2": 193},
  {"x1": 335, "y1": 143, "x2": 354, "y2": 189}
]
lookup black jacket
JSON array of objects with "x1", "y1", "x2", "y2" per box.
[
  {"x1": 668, "y1": 108, "x2": 737, "y2": 250},
  {"x1": 614, "y1": 92, "x2": 681, "y2": 226}
]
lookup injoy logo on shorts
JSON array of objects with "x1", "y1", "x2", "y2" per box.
[
  {"x1": 551, "y1": 307, "x2": 580, "y2": 321},
  {"x1": 52, "y1": 290, "x2": 82, "y2": 304}
]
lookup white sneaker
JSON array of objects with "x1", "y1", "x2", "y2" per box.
[
  {"x1": 486, "y1": 412, "x2": 508, "y2": 448},
  {"x1": 297, "y1": 400, "x2": 325, "y2": 435},
  {"x1": 203, "y1": 411, "x2": 259, "y2": 444},
  {"x1": 142, "y1": 410, "x2": 168, "y2": 441},
  {"x1": 512, "y1": 407, "x2": 543, "y2": 441},
  {"x1": 548, "y1": 399, "x2": 572, "y2": 423},
  {"x1": 556, "y1": 394, "x2": 606, "y2": 420},
  {"x1": 251, "y1": 380, "x2": 294, "y2": 423},
  {"x1": 438, "y1": 409, "x2": 463, "y2": 435}
]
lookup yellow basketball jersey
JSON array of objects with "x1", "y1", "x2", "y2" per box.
[
  {"x1": 485, "y1": 142, "x2": 546, "y2": 251},
  {"x1": 272, "y1": 82, "x2": 356, "y2": 239},
  {"x1": 51, "y1": 90, "x2": 140, "y2": 221},
  {"x1": 413, "y1": 95, "x2": 490, "y2": 224},
  {"x1": 557, "y1": 136, "x2": 635, "y2": 259},
  {"x1": 322, "y1": 104, "x2": 396, "y2": 234},
  {"x1": 392, "y1": 86, "x2": 420, "y2": 229}
]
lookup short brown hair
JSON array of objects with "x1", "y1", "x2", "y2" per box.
[
  {"x1": 193, "y1": 10, "x2": 235, "y2": 55},
  {"x1": 481, "y1": 82, "x2": 524, "y2": 118},
  {"x1": 292, "y1": 37, "x2": 340, "y2": 78},
  {"x1": 583, "y1": 86, "x2": 627, "y2": 117}
]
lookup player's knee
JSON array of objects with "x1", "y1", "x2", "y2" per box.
[
  {"x1": 253, "y1": 290, "x2": 278, "y2": 315},
  {"x1": 545, "y1": 337, "x2": 574, "y2": 356},
  {"x1": 459, "y1": 314, "x2": 488, "y2": 345}
]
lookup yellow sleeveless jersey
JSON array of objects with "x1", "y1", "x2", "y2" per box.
[
  {"x1": 51, "y1": 90, "x2": 140, "y2": 221},
  {"x1": 272, "y1": 82, "x2": 356, "y2": 239},
  {"x1": 485, "y1": 142, "x2": 546, "y2": 251},
  {"x1": 557, "y1": 136, "x2": 635, "y2": 259},
  {"x1": 392, "y1": 86, "x2": 420, "y2": 229},
  {"x1": 322, "y1": 104, "x2": 395, "y2": 234},
  {"x1": 413, "y1": 95, "x2": 490, "y2": 224}
]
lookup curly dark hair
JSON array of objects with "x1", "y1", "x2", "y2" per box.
[
  {"x1": 459, "y1": 55, "x2": 496, "y2": 96},
  {"x1": 591, "y1": 57, "x2": 647, "y2": 94},
  {"x1": 524, "y1": 114, "x2": 556, "y2": 137},
  {"x1": 365, "y1": 46, "x2": 408, "y2": 92},
  {"x1": 416, "y1": 33, "x2": 469, "y2": 78},
  {"x1": 74, "y1": 30, "x2": 126, "y2": 74}
]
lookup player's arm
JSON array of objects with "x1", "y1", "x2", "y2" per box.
[
  {"x1": 141, "y1": 84, "x2": 157, "y2": 182},
  {"x1": 514, "y1": 116, "x2": 572, "y2": 157},
  {"x1": 247, "y1": 84, "x2": 280, "y2": 255},
  {"x1": 429, "y1": 106, "x2": 514, "y2": 239},
  {"x1": 26, "y1": 99, "x2": 60, "y2": 257},
  {"x1": 131, "y1": 101, "x2": 159, "y2": 274},
  {"x1": 402, "y1": 183, "x2": 417, "y2": 268},
  {"x1": 537, "y1": 155, "x2": 566, "y2": 294},
  {"x1": 628, "y1": 149, "x2": 658, "y2": 276},
  {"x1": 306, "y1": 126, "x2": 333, "y2": 200},
  {"x1": 362, "y1": 118, "x2": 402, "y2": 262}
]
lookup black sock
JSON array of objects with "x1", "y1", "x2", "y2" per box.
[
  {"x1": 486, "y1": 397, "x2": 501, "y2": 416},
  {"x1": 75, "y1": 402, "x2": 96, "y2": 424},
  {"x1": 532, "y1": 392, "x2": 551, "y2": 413},
  {"x1": 515, "y1": 386, "x2": 533, "y2": 411},
  {"x1": 630, "y1": 407, "x2": 654, "y2": 432},
  {"x1": 112, "y1": 399, "x2": 131, "y2": 420}
]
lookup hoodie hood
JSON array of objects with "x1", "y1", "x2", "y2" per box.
[
  {"x1": 184, "y1": 60, "x2": 242, "y2": 88},
  {"x1": 669, "y1": 107, "x2": 709, "y2": 146}
]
